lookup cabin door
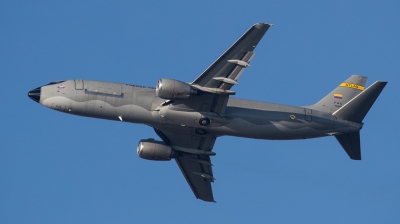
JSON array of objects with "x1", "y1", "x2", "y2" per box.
[
  {"x1": 74, "y1": 80, "x2": 84, "y2": 90},
  {"x1": 305, "y1": 108, "x2": 312, "y2": 122}
]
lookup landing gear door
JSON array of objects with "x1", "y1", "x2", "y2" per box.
[
  {"x1": 305, "y1": 108, "x2": 312, "y2": 122},
  {"x1": 75, "y1": 80, "x2": 84, "y2": 90}
]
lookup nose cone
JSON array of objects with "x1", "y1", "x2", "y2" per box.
[{"x1": 28, "y1": 87, "x2": 41, "y2": 103}]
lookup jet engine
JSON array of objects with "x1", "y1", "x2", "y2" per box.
[
  {"x1": 156, "y1": 79, "x2": 198, "y2": 99},
  {"x1": 137, "y1": 139, "x2": 177, "y2": 161}
]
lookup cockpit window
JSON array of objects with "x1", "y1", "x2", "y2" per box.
[{"x1": 43, "y1": 80, "x2": 66, "y2": 86}]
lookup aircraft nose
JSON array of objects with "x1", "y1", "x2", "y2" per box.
[{"x1": 28, "y1": 87, "x2": 41, "y2": 103}]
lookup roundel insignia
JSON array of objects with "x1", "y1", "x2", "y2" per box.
[{"x1": 290, "y1": 115, "x2": 296, "y2": 120}]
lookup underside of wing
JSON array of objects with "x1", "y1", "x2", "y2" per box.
[
  {"x1": 175, "y1": 154, "x2": 215, "y2": 202},
  {"x1": 154, "y1": 127, "x2": 217, "y2": 202}
]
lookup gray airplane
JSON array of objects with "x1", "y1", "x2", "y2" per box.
[{"x1": 28, "y1": 23, "x2": 387, "y2": 202}]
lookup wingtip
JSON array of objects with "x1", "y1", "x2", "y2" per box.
[
  {"x1": 254, "y1": 23, "x2": 274, "y2": 28},
  {"x1": 371, "y1": 80, "x2": 388, "y2": 86}
]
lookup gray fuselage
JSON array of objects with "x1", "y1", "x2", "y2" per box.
[{"x1": 35, "y1": 80, "x2": 362, "y2": 141}]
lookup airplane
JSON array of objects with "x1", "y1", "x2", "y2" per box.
[{"x1": 28, "y1": 23, "x2": 387, "y2": 202}]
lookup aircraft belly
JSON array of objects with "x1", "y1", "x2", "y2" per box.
[
  {"x1": 220, "y1": 107, "x2": 335, "y2": 140},
  {"x1": 213, "y1": 121, "x2": 331, "y2": 140},
  {"x1": 159, "y1": 107, "x2": 200, "y2": 127}
]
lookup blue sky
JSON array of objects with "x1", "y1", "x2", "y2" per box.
[{"x1": 1, "y1": 1, "x2": 399, "y2": 223}]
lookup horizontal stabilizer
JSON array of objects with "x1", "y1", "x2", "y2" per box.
[
  {"x1": 333, "y1": 81, "x2": 387, "y2": 123},
  {"x1": 335, "y1": 131, "x2": 361, "y2": 160}
]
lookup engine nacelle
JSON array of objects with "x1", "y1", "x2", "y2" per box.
[
  {"x1": 156, "y1": 79, "x2": 198, "y2": 99},
  {"x1": 137, "y1": 139, "x2": 177, "y2": 161}
]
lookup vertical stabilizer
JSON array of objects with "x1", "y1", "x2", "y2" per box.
[
  {"x1": 311, "y1": 75, "x2": 367, "y2": 113},
  {"x1": 335, "y1": 131, "x2": 361, "y2": 160}
]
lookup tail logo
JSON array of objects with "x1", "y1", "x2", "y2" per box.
[{"x1": 339, "y1": 82, "x2": 364, "y2": 91}]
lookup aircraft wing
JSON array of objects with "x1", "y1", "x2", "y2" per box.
[
  {"x1": 191, "y1": 23, "x2": 272, "y2": 113},
  {"x1": 154, "y1": 127, "x2": 216, "y2": 202},
  {"x1": 153, "y1": 24, "x2": 271, "y2": 201},
  {"x1": 192, "y1": 23, "x2": 272, "y2": 89},
  {"x1": 176, "y1": 155, "x2": 214, "y2": 202}
]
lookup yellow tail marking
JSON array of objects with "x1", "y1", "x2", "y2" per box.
[{"x1": 339, "y1": 82, "x2": 364, "y2": 91}]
